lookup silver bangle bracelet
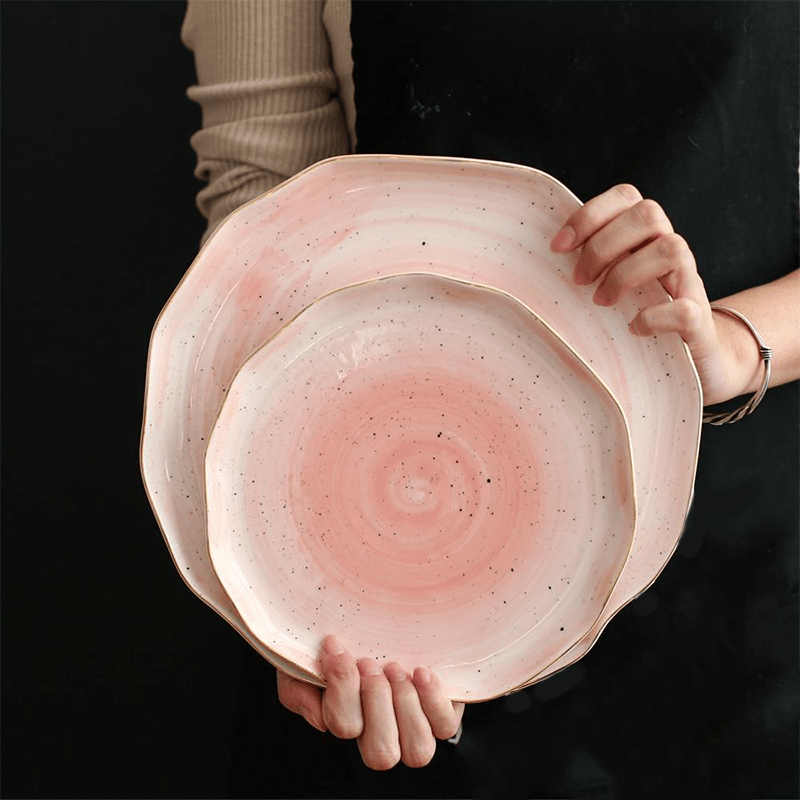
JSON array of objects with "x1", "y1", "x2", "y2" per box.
[{"x1": 702, "y1": 305, "x2": 773, "y2": 426}]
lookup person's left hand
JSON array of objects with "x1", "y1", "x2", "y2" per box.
[
  {"x1": 277, "y1": 635, "x2": 464, "y2": 770},
  {"x1": 550, "y1": 183, "x2": 751, "y2": 405}
]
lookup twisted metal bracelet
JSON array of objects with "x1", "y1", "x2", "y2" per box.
[{"x1": 702, "y1": 305, "x2": 773, "y2": 425}]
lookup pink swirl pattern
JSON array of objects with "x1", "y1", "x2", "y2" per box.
[
  {"x1": 141, "y1": 155, "x2": 702, "y2": 693},
  {"x1": 205, "y1": 275, "x2": 636, "y2": 699}
]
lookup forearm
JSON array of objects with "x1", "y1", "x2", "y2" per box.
[
  {"x1": 711, "y1": 269, "x2": 800, "y2": 400},
  {"x1": 181, "y1": 0, "x2": 353, "y2": 245}
]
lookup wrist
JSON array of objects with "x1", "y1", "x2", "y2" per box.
[
  {"x1": 705, "y1": 303, "x2": 774, "y2": 422},
  {"x1": 712, "y1": 309, "x2": 762, "y2": 399}
]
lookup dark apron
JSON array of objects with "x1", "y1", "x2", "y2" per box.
[
  {"x1": 229, "y1": 5, "x2": 798, "y2": 799},
  {"x1": 353, "y1": 1, "x2": 798, "y2": 299},
  {"x1": 348, "y1": 3, "x2": 799, "y2": 799}
]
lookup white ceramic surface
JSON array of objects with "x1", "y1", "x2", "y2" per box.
[
  {"x1": 140, "y1": 154, "x2": 702, "y2": 692},
  {"x1": 204, "y1": 274, "x2": 637, "y2": 700}
]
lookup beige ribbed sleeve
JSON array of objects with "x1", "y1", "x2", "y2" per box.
[{"x1": 181, "y1": 0, "x2": 355, "y2": 245}]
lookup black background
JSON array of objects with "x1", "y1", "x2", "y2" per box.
[{"x1": 2, "y1": 2, "x2": 798, "y2": 799}]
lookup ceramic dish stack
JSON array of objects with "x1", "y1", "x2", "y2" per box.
[{"x1": 140, "y1": 155, "x2": 703, "y2": 701}]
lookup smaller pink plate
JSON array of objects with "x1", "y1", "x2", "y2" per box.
[{"x1": 205, "y1": 274, "x2": 637, "y2": 700}]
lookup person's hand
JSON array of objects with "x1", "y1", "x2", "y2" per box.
[
  {"x1": 550, "y1": 184, "x2": 757, "y2": 405},
  {"x1": 277, "y1": 635, "x2": 465, "y2": 770}
]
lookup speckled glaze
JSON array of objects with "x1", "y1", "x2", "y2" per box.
[
  {"x1": 205, "y1": 274, "x2": 637, "y2": 700},
  {"x1": 140, "y1": 154, "x2": 702, "y2": 693}
]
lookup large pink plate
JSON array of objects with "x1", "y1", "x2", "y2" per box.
[
  {"x1": 140, "y1": 155, "x2": 702, "y2": 691},
  {"x1": 205, "y1": 274, "x2": 636, "y2": 701}
]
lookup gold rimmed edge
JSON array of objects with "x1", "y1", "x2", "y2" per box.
[
  {"x1": 138, "y1": 153, "x2": 590, "y2": 633},
  {"x1": 200, "y1": 270, "x2": 641, "y2": 704},
  {"x1": 504, "y1": 289, "x2": 704, "y2": 695},
  {"x1": 138, "y1": 153, "x2": 705, "y2": 697}
]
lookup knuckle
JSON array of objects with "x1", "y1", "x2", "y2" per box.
[
  {"x1": 659, "y1": 232, "x2": 691, "y2": 262},
  {"x1": 673, "y1": 298, "x2": 703, "y2": 331},
  {"x1": 576, "y1": 203, "x2": 605, "y2": 233},
  {"x1": 582, "y1": 235, "x2": 606, "y2": 266},
  {"x1": 635, "y1": 198, "x2": 665, "y2": 226},
  {"x1": 402, "y1": 742, "x2": 437, "y2": 769},
  {"x1": 632, "y1": 308, "x2": 654, "y2": 334},
  {"x1": 638, "y1": 306, "x2": 655, "y2": 325},
  {"x1": 326, "y1": 662, "x2": 355, "y2": 684},
  {"x1": 613, "y1": 183, "x2": 643, "y2": 204},
  {"x1": 690, "y1": 270, "x2": 709, "y2": 297}
]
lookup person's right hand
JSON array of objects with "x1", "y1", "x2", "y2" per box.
[{"x1": 277, "y1": 635, "x2": 465, "y2": 770}]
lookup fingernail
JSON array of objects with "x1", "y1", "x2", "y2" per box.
[
  {"x1": 357, "y1": 658, "x2": 382, "y2": 677},
  {"x1": 383, "y1": 662, "x2": 408, "y2": 683},
  {"x1": 593, "y1": 287, "x2": 612, "y2": 306},
  {"x1": 323, "y1": 635, "x2": 345, "y2": 656},
  {"x1": 628, "y1": 317, "x2": 643, "y2": 335},
  {"x1": 572, "y1": 265, "x2": 590, "y2": 286},
  {"x1": 551, "y1": 225, "x2": 575, "y2": 252},
  {"x1": 413, "y1": 666, "x2": 432, "y2": 687}
]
